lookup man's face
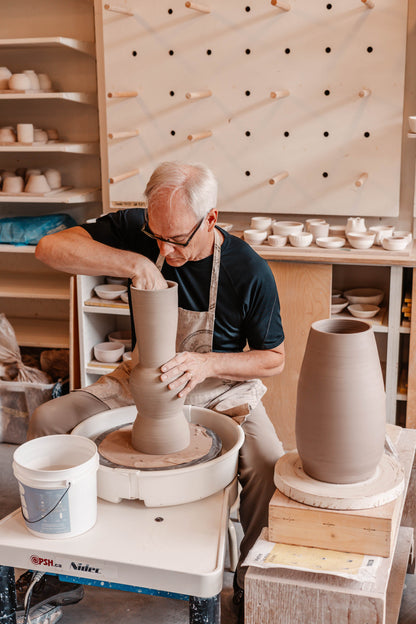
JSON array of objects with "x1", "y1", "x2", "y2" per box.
[{"x1": 147, "y1": 188, "x2": 215, "y2": 266}]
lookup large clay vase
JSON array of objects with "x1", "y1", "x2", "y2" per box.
[
  {"x1": 129, "y1": 281, "x2": 190, "y2": 454},
  {"x1": 296, "y1": 318, "x2": 385, "y2": 484}
]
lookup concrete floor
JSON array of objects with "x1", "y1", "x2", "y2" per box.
[{"x1": 1, "y1": 442, "x2": 415, "y2": 623}]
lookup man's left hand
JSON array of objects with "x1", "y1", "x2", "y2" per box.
[{"x1": 160, "y1": 351, "x2": 210, "y2": 398}]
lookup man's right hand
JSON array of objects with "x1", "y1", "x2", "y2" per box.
[{"x1": 131, "y1": 257, "x2": 168, "y2": 290}]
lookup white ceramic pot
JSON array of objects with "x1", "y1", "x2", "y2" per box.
[
  {"x1": 23, "y1": 70, "x2": 40, "y2": 90},
  {"x1": 16, "y1": 123, "x2": 34, "y2": 144},
  {"x1": 289, "y1": 232, "x2": 313, "y2": 247},
  {"x1": 309, "y1": 221, "x2": 329, "y2": 241},
  {"x1": 24, "y1": 174, "x2": 51, "y2": 194},
  {"x1": 346, "y1": 231, "x2": 375, "y2": 249},
  {"x1": 3, "y1": 176, "x2": 24, "y2": 193},
  {"x1": 9, "y1": 73, "x2": 31, "y2": 91},
  {"x1": 243, "y1": 229, "x2": 268, "y2": 245},
  {"x1": 345, "y1": 217, "x2": 366, "y2": 234},
  {"x1": 44, "y1": 169, "x2": 62, "y2": 190},
  {"x1": 268, "y1": 234, "x2": 287, "y2": 247},
  {"x1": 272, "y1": 221, "x2": 303, "y2": 236},
  {"x1": 369, "y1": 225, "x2": 394, "y2": 246}
]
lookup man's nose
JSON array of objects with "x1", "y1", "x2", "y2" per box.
[{"x1": 158, "y1": 240, "x2": 176, "y2": 255}]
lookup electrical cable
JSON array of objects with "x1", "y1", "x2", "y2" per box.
[{"x1": 22, "y1": 571, "x2": 45, "y2": 624}]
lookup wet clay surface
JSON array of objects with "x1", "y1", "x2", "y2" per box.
[{"x1": 98, "y1": 423, "x2": 221, "y2": 469}]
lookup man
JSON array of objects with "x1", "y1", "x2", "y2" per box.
[{"x1": 22, "y1": 162, "x2": 285, "y2": 620}]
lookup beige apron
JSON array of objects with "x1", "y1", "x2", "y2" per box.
[{"x1": 83, "y1": 228, "x2": 266, "y2": 418}]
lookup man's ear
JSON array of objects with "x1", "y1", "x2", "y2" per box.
[{"x1": 206, "y1": 209, "x2": 218, "y2": 231}]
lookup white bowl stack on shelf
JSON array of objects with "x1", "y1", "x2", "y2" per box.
[
  {"x1": 94, "y1": 283, "x2": 127, "y2": 301},
  {"x1": 0, "y1": 66, "x2": 53, "y2": 92},
  {"x1": 343, "y1": 288, "x2": 384, "y2": 319}
]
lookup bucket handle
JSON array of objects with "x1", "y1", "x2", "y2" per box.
[{"x1": 21, "y1": 482, "x2": 71, "y2": 524}]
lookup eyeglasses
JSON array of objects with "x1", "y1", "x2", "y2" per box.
[{"x1": 141, "y1": 216, "x2": 205, "y2": 247}]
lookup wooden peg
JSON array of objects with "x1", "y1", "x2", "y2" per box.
[
  {"x1": 271, "y1": 0, "x2": 291, "y2": 11},
  {"x1": 269, "y1": 171, "x2": 289, "y2": 185},
  {"x1": 185, "y1": 2, "x2": 211, "y2": 14},
  {"x1": 104, "y1": 3, "x2": 135, "y2": 16},
  {"x1": 108, "y1": 130, "x2": 140, "y2": 139},
  {"x1": 270, "y1": 89, "x2": 290, "y2": 100},
  {"x1": 107, "y1": 91, "x2": 138, "y2": 99},
  {"x1": 187, "y1": 130, "x2": 213, "y2": 142},
  {"x1": 359, "y1": 89, "x2": 372, "y2": 98},
  {"x1": 109, "y1": 168, "x2": 140, "y2": 184},
  {"x1": 185, "y1": 90, "x2": 212, "y2": 101},
  {"x1": 361, "y1": 0, "x2": 375, "y2": 8},
  {"x1": 355, "y1": 172, "x2": 368, "y2": 187}
]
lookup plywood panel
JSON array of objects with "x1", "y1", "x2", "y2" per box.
[
  {"x1": 262, "y1": 261, "x2": 331, "y2": 450},
  {"x1": 96, "y1": 0, "x2": 407, "y2": 216}
]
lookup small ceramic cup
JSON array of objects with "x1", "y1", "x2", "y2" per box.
[
  {"x1": 44, "y1": 168, "x2": 62, "y2": 190},
  {"x1": 24, "y1": 174, "x2": 51, "y2": 194},
  {"x1": 38, "y1": 73, "x2": 52, "y2": 91},
  {"x1": 305, "y1": 218, "x2": 326, "y2": 233},
  {"x1": 0, "y1": 127, "x2": 16, "y2": 143},
  {"x1": 17, "y1": 123, "x2": 34, "y2": 144},
  {"x1": 250, "y1": 216, "x2": 273, "y2": 234},
  {"x1": 309, "y1": 221, "x2": 329, "y2": 241},
  {"x1": 268, "y1": 234, "x2": 287, "y2": 247},
  {"x1": 3, "y1": 175, "x2": 24, "y2": 193},
  {"x1": 289, "y1": 232, "x2": 313, "y2": 247},
  {"x1": 8, "y1": 73, "x2": 31, "y2": 91},
  {"x1": 0, "y1": 67, "x2": 11, "y2": 89}
]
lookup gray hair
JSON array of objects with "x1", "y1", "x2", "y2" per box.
[{"x1": 144, "y1": 162, "x2": 218, "y2": 219}]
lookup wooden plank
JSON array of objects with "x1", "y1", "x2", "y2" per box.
[{"x1": 261, "y1": 261, "x2": 331, "y2": 450}]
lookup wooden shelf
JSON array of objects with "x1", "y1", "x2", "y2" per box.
[
  {"x1": 0, "y1": 187, "x2": 100, "y2": 204},
  {"x1": 83, "y1": 300, "x2": 130, "y2": 315},
  {"x1": 0, "y1": 142, "x2": 99, "y2": 154},
  {"x1": 86, "y1": 361, "x2": 118, "y2": 375},
  {"x1": 0, "y1": 36, "x2": 95, "y2": 57},
  {"x1": 0, "y1": 244, "x2": 35, "y2": 253},
  {"x1": 11, "y1": 317, "x2": 69, "y2": 348},
  {"x1": 0, "y1": 92, "x2": 97, "y2": 105},
  {"x1": 0, "y1": 273, "x2": 69, "y2": 299}
]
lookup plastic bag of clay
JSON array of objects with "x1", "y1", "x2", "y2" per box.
[
  {"x1": 0, "y1": 213, "x2": 77, "y2": 246},
  {"x1": 0, "y1": 379, "x2": 54, "y2": 444},
  {"x1": 0, "y1": 313, "x2": 51, "y2": 383}
]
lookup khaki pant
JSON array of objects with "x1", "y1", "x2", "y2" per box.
[{"x1": 28, "y1": 390, "x2": 284, "y2": 588}]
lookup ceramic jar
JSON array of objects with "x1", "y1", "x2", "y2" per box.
[
  {"x1": 296, "y1": 318, "x2": 386, "y2": 484},
  {"x1": 129, "y1": 281, "x2": 190, "y2": 454},
  {"x1": 8, "y1": 73, "x2": 31, "y2": 91},
  {"x1": 44, "y1": 168, "x2": 62, "y2": 189},
  {"x1": 17, "y1": 123, "x2": 34, "y2": 144},
  {"x1": 25, "y1": 174, "x2": 51, "y2": 194},
  {"x1": 346, "y1": 217, "x2": 366, "y2": 234}
]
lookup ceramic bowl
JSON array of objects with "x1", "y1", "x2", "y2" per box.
[
  {"x1": 268, "y1": 234, "x2": 287, "y2": 247},
  {"x1": 2, "y1": 175, "x2": 24, "y2": 193},
  {"x1": 381, "y1": 236, "x2": 411, "y2": 251},
  {"x1": 243, "y1": 229, "x2": 268, "y2": 245},
  {"x1": 24, "y1": 174, "x2": 51, "y2": 194},
  {"x1": 369, "y1": 225, "x2": 394, "y2": 246},
  {"x1": 346, "y1": 231, "x2": 376, "y2": 249},
  {"x1": 217, "y1": 222, "x2": 233, "y2": 232},
  {"x1": 331, "y1": 297, "x2": 348, "y2": 314},
  {"x1": 43, "y1": 168, "x2": 61, "y2": 189},
  {"x1": 250, "y1": 216, "x2": 272, "y2": 231},
  {"x1": 8, "y1": 73, "x2": 31, "y2": 91},
  {"x1": 272, "y1": 221, "x2": 303, "y2": 236},
  {"x1": 392, "y1": 231, "x2": 412, "y2": 244},
  {"x1": 94, "y1": 341, "x2": 125, "y2": 363},
  {"x1": 305, "y1": 218, "x2": 326, "y2": 232},
  {"x1": 289, "y1": 232, "x2": 313, "y2": 247},
  {"x1": 108, "y1": 330, "x2": 132, "y2": 349},
  {"x1": 316, "y1": 236, "x2": 345, "y2": 249},
  {"x1": 94, "y1": 284, "x2": 127, "y2": 300},
  {"x1": 0, "y1": 127, "x2": 16, "y2": 143},
  {"x1": 344, "y1": 288, "x2": 384, "y2": 305},
  {"x1": 120, "y1": 291, "x2": 129, "y2": 303},
  {"x1": 348, "y1": 303, "x2": 380, "y2": 319}
]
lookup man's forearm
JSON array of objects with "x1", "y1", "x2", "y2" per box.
[{"x1": 207, "y1": 348, "x2": 285, "y2": 380}]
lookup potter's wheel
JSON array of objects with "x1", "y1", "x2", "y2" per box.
[
  {"x1": 72, "y1": 405, "x2": 244, "y2": 507},
  {"x1": 96, "y1": 423, "x2": 222, "y2": 470},
  {"x1": 274, "y1": 450, "x2": 405, "y2": 510}
]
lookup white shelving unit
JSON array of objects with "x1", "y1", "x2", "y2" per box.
[{"x1": 77, "y1": 275, "x2": 131, "y2": 387}]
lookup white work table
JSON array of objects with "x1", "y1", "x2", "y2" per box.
[{"x1": 0, "y1": 480, "x2": 237, "y2": 624}]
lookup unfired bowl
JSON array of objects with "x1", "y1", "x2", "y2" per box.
[
  {"x1": 369, "y1": 225, "x2": 394, "y2": 246},
  {"x1": 346, "y1": 231, "x2": 376, "y2": 249},
  {"x1": 316, "y1": 236, "x2": 345, "y2": 249},
  {"x1": 289, "y1": 232, "x2": 313, "y2": 247},
  {"x1": 94, "y1": 341, "x2": 125, "y2": 363},
  {"x1": 244, "y1": 229, "x2": 268, "y2": 245},
  {"x1": 24, "y1": 174, "x2": 51, "y2": 194},
  {"x1": 331, "y1": 297, "x2": 348, "y2": 314},
  {"x1": 268, "y1": 234, "x2": 287, "y2": 247},
  {"x1": 108, "y1": 330, "x2": 132, "y2": 349},
  {"x1": 250, "y1": 216, "x2": 272, "y2": 231},
  {"x1": 8, "y1": 73, "x2": 31, "y2": 91},
  {"x1": 94, "y1": 284, "x2": 127, "y2": 300},
  {"x1": 344, "y1": 288, "x2": 384, "y2": 306},
  {"x1": 382, "y1": 236, "x2": 411, "y2": 251},
  {"x1": 272, "y1": 221, "x2": 303, "y2": 236},
  {"x1": 348, "y1": 303, "x2": 380, "y2": 319}
]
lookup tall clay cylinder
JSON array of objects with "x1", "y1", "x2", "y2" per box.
[
  {"x1": 129, "y1": 281, "x2": 190, "y2": 454},
  {"x1": 296, "y1": 318, "x2": 386, "y2": 484}
]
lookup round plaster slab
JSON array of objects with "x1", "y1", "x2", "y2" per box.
[
  {"x1": 98, "y1": 422, "x2": 221, "y2": 470},
  {"x1": 274, "y1": 451, "x2": 405, "y2": 510}
]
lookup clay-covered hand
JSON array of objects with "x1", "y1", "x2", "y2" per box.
[
  {"x1": 131, "y1": 257, "x2": 168, "y2": 290},
  {"x1": 160, "y1": 351, "x2": 210, "y2": 398}
]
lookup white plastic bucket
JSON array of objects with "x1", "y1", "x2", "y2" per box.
[{"x1": 13, "y1": 434, "x2": 99, "y2": 539}]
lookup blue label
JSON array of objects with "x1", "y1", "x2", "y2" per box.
[{"x1": 19, "y1": 483, "x2": 70, "y2": 534}]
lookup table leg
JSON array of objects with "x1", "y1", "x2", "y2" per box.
[
  {"x1": 0, "y1": 565, "x2": 17, "y2": 624},
  {"x1": 189, "y1": 594, "x2": 220, "y2": 624}
]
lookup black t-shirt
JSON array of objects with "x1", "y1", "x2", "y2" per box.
[{"x1": 82, "y1": 209, "x2": 284, "y2": 353}]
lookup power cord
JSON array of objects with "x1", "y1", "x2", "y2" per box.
[{"x1": 23, "y1": 571, "x2": 45, "y2": 624}]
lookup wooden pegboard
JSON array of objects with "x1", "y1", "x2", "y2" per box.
[{"x1": 97, "y1": 0, "x2": 408, "y2": 216}]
